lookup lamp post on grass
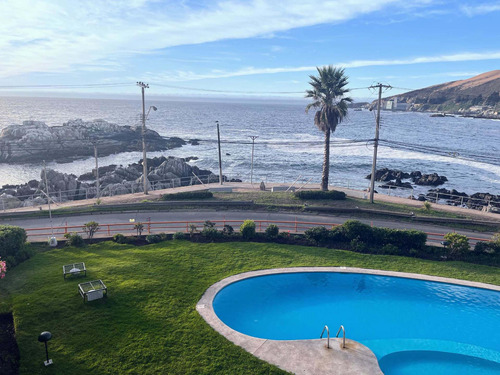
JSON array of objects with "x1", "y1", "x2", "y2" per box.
[{"x1": 38, "y1": 331, "x2": 53, "y2": 366}]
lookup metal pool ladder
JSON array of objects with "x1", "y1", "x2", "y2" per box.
[
  {"x1": 320, "y1": 325, "x2": 346, "y2": 349},
  {"x1": 320, "y1": 325, "x2": 330, "y2": 348},
  {"x1": 336, "y1": 325, "x2": 346, "y2": 349}
]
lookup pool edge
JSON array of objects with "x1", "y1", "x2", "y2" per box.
[{"x1": 196, "y1": 267, "x2": 499, "y2": 375}]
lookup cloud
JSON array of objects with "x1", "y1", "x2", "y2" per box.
[
  {"x1": 460, "y1": 3, "x2": 500, "y2": 16},
  {"x1": 0, "y1": 0, "x2": 401, "y2": 78},
  {"x1": 152, "y1": 51, "x2": 500, "y2": 81}
]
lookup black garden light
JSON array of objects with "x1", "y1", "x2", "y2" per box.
[{"x1": 38, "y1": 331, "x2": 53, "y2": 366}]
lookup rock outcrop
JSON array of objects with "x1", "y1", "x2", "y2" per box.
[
  {"x1": 0, "y1": 156, "x2": 220, "y2": 207},
  {"x1": 365, "y1": 168, "x2": 448, "y2": 186},
  {"x1": 0, "y1": 119, "x2": 186, "y2": 163}
]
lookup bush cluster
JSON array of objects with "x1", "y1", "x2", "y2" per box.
[
  {"x1": 443, "y1": 232, "x2": 470, "y2": 258},
  {"x1": 161, "y1": 191, "x2": 213, "y2": 201},
  {"x1": 64, "y1": 232, "x2": 85, "y2": 247},
  {"x1": 113, "y1": 233, "x2": 129, "y2": 244},
  {"x1": 146, "y1": 234, "x2": 162, "y2": 244},
  {"x1": 0, "y1": 225, "x2": 32, "y2": 268},
  {"x1": 304, "y1": 220, "x2": 427, "y2": 255},
  {"x1": 294, "y1": 190, "x2": 346, "y2": 200}
]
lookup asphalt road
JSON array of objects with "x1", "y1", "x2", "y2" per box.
[{"x1": 1, "y1": 209, "x2": 494, "y2": 244}]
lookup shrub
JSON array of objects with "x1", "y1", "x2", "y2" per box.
[
  {"x1": 240, "y1": 220, "x2": 256, "y2": 240},
  {"x1": 474, "y1": 241, "x2": 499, "y2": 254},
  {"x1": 113, "y1": 233, "x2": 128, "y2": 244},
  {"x1": 492, "y1": 232, "x2": 500, "y2": 245},
  {"x1": 188, "y1": 224, "x2": 197, "y2": 234},
  {"x1": 304, "y1": 226, "x2": 330, "y2": 245},
  {"x1": 443, "y1": 232, "x2": 470, "y2": 257},
  {"x1": 134, "y1": 222, "x2": 144, "y2": 236},
  {"x1": 64, "y1": 232, "x2": 85, "y2": 247},
  {"x1": 161, "y1": 190, "x2": 213, "y2": 200},
  {"x1": 294, "y1": 190, "x2": 346, "y2": 200},
  {"x1": 423, "y1": 201, "x2": 432, "y2": 211},
  {"x1": 341, "y1": 220, "x2": 373, "y2": 242},
  {"x1": 222, "y1": 225, "x2": 234, "y2": 236},
  {"x1": 0, "y1": 225, "x2": 28, "y2": 268},
  {"x1": 173, "y1": 232, "x2": 185, "y2": 240},
  {"x1": 265, "y1": 224, "x2": 280, "y2": 239},
  {"x1": 380, "y1": 244, "x2": 400, "y2": 255},
  {"x1": 350, "y1": 238, "x2": 367, "y2": 252},
  {"x1": 201, "y1": 227, "x2": 221, "y2": 242},
  {"x1": 146, "y1": 234, "x2": 162, "y2": 244},
  {"x1": 159, "y1": 233, "x2": 169, "y2": 241},
  {"x1": 384, "y1": 229, "x2": 427, "y2": 250},
  {"x1": 203, "y1": 220, "x2": 216, "y2": 229},
  {"x1": 83, "y1": 221, "x2": 100, "y2": 239}
]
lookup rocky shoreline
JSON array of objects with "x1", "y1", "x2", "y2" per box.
[
  {"x1": 0, "y1": 156, "x2": 236, "y2": 209},
  {"x1": 366, "y1": 168, "x2": 500, "y2": 211},
  {"x1": 0, "y1": 119, "x2": 186, "y2": 163}
]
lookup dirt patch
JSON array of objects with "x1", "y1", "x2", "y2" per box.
[{"x1": 0, "y1": 312, "x2": 20, "y2": 375}]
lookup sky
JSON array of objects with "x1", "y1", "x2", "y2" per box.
[{"x1": 0, "y1": 0, "x2": 499, "y2": 100}]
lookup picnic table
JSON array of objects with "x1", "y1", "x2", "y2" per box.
[{"x1": 63, "y1": 263, "x2": 86, "y2": 279}]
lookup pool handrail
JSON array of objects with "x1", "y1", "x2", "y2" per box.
[
  {"x1": 320, "y1": 325, "x2": 330, "y2": 348},
  {"x1": 336, "y1": 325, "x2": 346, "y2": 348}
]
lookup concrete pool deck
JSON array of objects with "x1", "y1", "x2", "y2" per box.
[{"x1": 196, "y1": 267, "x2": 500, "y2": 375}]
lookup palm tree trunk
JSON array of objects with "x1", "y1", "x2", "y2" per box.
[{"x1": 321, "y1": 130, "x2": 330, "y2": 191}]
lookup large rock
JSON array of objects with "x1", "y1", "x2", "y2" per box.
[
  {"x1": 39, "y1": 169, "x2": 78, "y2": 201},
  {"x1": 0, "y1": 119, "x2": 183, "y2": 163},
  {"x1": 413, "y1": 173, "x2": 448, "y2": 186}
]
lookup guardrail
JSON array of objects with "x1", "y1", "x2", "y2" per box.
[{"x1": 24, "y1": 219, "x2": 490, "y2": 245}]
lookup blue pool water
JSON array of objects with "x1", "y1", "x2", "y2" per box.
[{"x1": 213, "y1": 272, "x2": 500, "y2": 374}]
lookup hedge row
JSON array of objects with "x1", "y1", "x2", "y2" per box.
[
  {"x1": 160, "y1": 190, "x2": 213, "y2": 200},
  {"x1": 295, "y1": 190, "x2": 346, "y2": 200}
]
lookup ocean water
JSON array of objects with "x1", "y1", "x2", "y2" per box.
[{"x1": 0, "y1": 96, "x2": 498, "y2": 197}]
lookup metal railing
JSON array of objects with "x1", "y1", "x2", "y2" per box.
[{"x1": 22, "y1": 219, "x2": 492, "y2": 245}]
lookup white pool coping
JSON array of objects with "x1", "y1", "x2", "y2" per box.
[{"x1": 196, "y1": 267, "x2": 500, "y2": 375}]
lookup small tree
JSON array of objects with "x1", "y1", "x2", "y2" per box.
[
  {"x1": 0, "y1": 257, "x2": 6, "y2": 279},
  {"x1": 134, "y1": 222, "x2": 144, "y2": 236},
  {"x1": 443, "y1": 232, "x2": 470, "y2": 257},
  {"x1": 83, "y1": 221, "x2": 100, "y2": 239},
  {"x1": 188, "y1": 224, "x2": 197, "y2": 234},
  {"x1": 423, "y1": 201, "x2": 432, "y2": 211}
]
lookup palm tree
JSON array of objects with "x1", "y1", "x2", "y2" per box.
[{"x1": 305, "y1": 66, "x2": 352, "y2": 191}]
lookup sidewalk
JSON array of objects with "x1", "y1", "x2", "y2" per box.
[{"x1": 1, "y1": 181, "x2": 499, "y2": 223}]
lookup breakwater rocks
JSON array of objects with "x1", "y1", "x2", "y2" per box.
[
  {"x1": 0, "y1": 119, "x2": 186, "y2": 163},
  {"x1": 365, "y1": 168, "x2": 448, "y2": 187},
  {"x1": 0, "y1": 156, "x2": 222, "y2": 209},
  {"x1": 424, "y1": 189, "x2": 500, "y2": 211}
]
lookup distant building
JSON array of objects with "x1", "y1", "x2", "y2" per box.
[{"x1": 384, "y1": 97, "x2": 408, "y2": 111}]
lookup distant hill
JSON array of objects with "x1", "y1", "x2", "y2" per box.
[{"x1": 380, "y1": 70, "x2": 500, "y2": 118}]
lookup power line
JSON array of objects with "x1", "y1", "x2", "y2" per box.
[{"x1": 0, "y1": 83, "x2": 133, "y2": 89}]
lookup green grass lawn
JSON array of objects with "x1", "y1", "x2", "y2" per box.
[{"x1": 1, "y1": 241, "x2": 499, "y2": 375}]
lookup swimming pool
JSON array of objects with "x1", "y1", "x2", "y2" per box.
[{"x1": 213, "y1": 271, "x2": 500, "y2": 374}]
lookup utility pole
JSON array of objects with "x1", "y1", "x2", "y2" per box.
[
  {"x1": 216, "y1": 121, "x2": 223, "y2": 185},
  {"x1": 93, "y1": 142, "x2": 100, "y2": 199},
  {"x1": 368, "y1": 83, "x2": 391, "y2": 203},
  {"x1": 137, "y1": 81, "x2": 149, "y2": 194},
  {"x1": 43, "y1": 161, "x2": 54, "y2": 237},
  {"x1": 249, "y1": 136, "x2": 258, "y2": 184}
]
